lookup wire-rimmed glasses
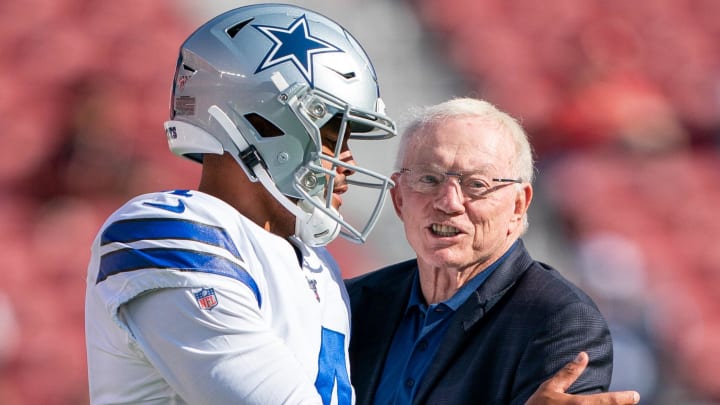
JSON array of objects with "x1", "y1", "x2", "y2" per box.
[{"x1": 398, "y1": 166, "x2": 522, "y2": 199}]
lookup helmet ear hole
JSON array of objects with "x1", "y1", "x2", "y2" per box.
[{"x1": 244, "y1": 113, "x2": 284, "y2": 138}]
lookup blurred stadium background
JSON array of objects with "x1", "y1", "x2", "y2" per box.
[{"x1": 1, "y1": 0, "x2": 719, "y2": 403}]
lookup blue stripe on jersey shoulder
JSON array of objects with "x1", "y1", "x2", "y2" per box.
[
  {"x1": 101, "y1": 218, "x2": 242, "y2": 259},
  {"x1": 98, "y1": 248, "x2": 262, "y2": 307},
  {"x1": 98, "y1": 218, "x2": 261, "y2": 307}
]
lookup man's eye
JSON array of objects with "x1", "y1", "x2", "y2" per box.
[
  {"x1": 464, "y1": 178, "x2": 489, "y2": 190},
  {"x1": 417, "y1": 174, "x2": 442, "y2": 185},
  {"x1": 322, "y1": 138, "x2": 337, "y2": 148}
]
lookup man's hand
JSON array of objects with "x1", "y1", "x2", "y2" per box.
[{"x1": 526, "y1": 352, "x2": 640, "y2": 405}]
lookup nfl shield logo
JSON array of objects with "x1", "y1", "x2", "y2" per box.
[{"x1": 195, "y1": 288, "x2": 218, "y2": 310}]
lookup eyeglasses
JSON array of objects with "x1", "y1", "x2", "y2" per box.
[{"x1": 399, "y1": 166, "x2": 522, "y2": 199}]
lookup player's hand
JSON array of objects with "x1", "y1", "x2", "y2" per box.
[{"x1": 525, "y1": 352, "x2": 640, "y2": 405}]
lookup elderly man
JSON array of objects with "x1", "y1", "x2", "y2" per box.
[{"x1": 347, "y1": 97, "x2": 636, "y2": 405}]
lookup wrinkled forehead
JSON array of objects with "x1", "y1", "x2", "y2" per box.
[{"x1": 403, "y1": 117, "x2": 516, "y2": 171}]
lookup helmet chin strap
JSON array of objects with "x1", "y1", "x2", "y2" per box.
[
  {"x1": 295, "y1": 198, "x2": 341, "y2": 247},
  {"x1": 207, "y1": 105, "x2": 341, "y2": 247}
]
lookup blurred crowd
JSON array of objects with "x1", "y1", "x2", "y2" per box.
[
  {"x1": 0, "y1": 1, "x2": 198, "y2": 403},
  {"x1": 0, "y1": 0, "x2": 718, "y2": 403}
]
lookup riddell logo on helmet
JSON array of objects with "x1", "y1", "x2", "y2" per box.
[{"x1": 165, "y1": 126, "x2": 177, "y2": 140}]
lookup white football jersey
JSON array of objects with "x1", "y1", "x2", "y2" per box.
[{"x1": 85, "y1": 189, "x2": 353, "y2": 404}]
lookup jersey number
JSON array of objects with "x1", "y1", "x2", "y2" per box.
[{"x1": 315, "y1": 327, "x2": 352, "y2": 405}]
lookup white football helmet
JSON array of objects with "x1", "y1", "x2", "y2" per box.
[{"x1": 164, "y1": 4, "x2": 396, "y2": 246}]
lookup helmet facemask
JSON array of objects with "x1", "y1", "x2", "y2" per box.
[
  {"x1": 236, "y1": 78, "x2": 395, "y2": 247},
  {"x1": 286, "y1": 85, "x2": 396, "y2": 245}
]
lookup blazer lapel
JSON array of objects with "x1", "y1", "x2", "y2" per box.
[{"x1": 351, "y1": 262, "x2": 415, "y2": 405}]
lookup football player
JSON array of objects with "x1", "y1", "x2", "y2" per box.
[{"x1": 85, "y1": 4, "x2": 394, "y2": 404}]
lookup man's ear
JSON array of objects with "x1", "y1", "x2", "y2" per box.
[
  {"x1": 390, "y1": 172, "x2": 404, "y2": 220},
  {"x1": 509, "y1": 183, "x2": 533, "y2": 234}
]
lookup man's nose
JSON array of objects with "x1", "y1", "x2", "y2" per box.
[
  {"x1": 433, "y1": 177, "x2": 465, "y2": 213},
  {"x1": 336, "y1": 149, "x2": 356, "y2": 176}
]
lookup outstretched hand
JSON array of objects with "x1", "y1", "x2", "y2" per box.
[{"x1": 526, "y1": 352, "x2": 640, "y2": 405}]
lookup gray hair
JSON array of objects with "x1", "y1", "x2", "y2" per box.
[{"x1": 396, "y1": 97, "x2": 535, "y2": 185}]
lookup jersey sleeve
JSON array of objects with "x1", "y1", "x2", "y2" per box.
[{"x1": 119, "y1": 285, "x2": 323, "y2": 405}]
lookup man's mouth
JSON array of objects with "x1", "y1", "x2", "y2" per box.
[
  {"x1": 328, "y1": 183, "x2": 347, "y2": 210},
  {"x1": 431, "y1": 224, "x2": 461, "y2": 237}
]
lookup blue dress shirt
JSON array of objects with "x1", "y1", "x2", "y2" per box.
[{"x1": 373, "y1": 242, "x2": 519, "y2": 405}]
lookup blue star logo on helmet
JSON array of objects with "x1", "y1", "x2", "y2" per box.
[{"x1": 253, "y1": 15, "x2": 342, "y2": 87}]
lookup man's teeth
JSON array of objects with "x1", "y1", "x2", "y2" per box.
[{"x1": 431, "y1": 224, "x2": 460, "y2": 237}]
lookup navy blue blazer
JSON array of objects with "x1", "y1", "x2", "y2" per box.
[{"x1": 346, "y1": 240, "x2": 613, "y2": 405}]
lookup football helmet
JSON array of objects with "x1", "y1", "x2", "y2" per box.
[{"x1": 164, "y1": 4, "x2": 396, "y2": 246}]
